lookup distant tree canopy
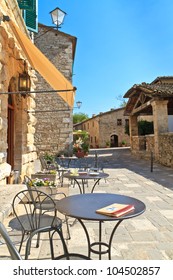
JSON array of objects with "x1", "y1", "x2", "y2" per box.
[
  {"x1": 120, "y1": 100, "x2": 127, "y2": 107},
  {"x1": 138, "y1": 120, "x2": 154, "y2": 136},
  {"x1": 116, "y1": 95, "x2": 128, "y2": 108},
  {"x1": 125, "y1": 120, "x2": 154, "y2": 136},
  {"x1": 73, "y1": 112, "x2": 89, "y2": 124}
]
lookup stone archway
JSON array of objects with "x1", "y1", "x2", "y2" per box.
[{"x1": 110, "y1": 134, "x2": 118, "y2": 147}]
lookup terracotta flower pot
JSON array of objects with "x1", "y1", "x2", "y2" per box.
[{"x1": 75, "y1": 151, "x2": 85, "y2": 158}]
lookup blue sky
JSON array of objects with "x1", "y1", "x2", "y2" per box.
[{"x1": 38, "y1": 0, "x2": 173, "y2": 117}]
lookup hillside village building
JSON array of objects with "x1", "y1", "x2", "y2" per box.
[
  {"x1": 74, "y1": 108, "x2": 130, "y2": 148},
  {"x1": 124, "y1": 76, "x2": 173, "y2": 168}
]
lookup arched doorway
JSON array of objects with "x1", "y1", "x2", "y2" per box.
[{"x1": 110, "y1": 134, "x2": 118, "y2": 147}]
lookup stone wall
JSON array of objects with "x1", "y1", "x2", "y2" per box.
[
  {"x1": 34, "y1": 25, "x2": 75, "y2": 155},
  {"x1": 158, "y1": 133, "x2": 173, "y2": 167},
  {"x1": 0, "y1": 0, "x2": 37, "y2": 183},
  {"x1": 131, "y1": 133, "x2": 173, "y2": 168},
  {"x1": 131, "y1": 135, "x2": 154, "y2": 160}
]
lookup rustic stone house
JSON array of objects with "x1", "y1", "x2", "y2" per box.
[
  {"x1": 34, "y1": 24, "x2": 77, "y2": 156},
  {"x1": 123, "y1": 76, "x2": 173, "y2": 168},
  {"x1": 74, "y1": 108, "x2": 130, "y2": 148},
  {"x1": 0, "y1": 1, "x2": 75, "y2": 184},
  {"x1": 0, "y1": 0, "x2": 37, "y2": 184}
]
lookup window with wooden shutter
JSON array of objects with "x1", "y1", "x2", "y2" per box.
[
  {"x1": 17, "y1": 0, "x2": 34, "y2": 11},
  {"x1": 23, "y1": 0, "x2": 38, "y2": 33}
]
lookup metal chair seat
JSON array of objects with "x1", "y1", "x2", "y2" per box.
[
  {"x1": 9, "y1": 214, "x2": 62, "y2": 232},
  {"x1": 24, "y1": 175, "x2": 70, "y2": 239},
  {"x1": 12, "y1": 189, "x2": 63, "y2": 255}
]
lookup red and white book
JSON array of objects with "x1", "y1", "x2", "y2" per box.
[{"x1": 96, "y1": 203, "x2": 135, "y2": 217}]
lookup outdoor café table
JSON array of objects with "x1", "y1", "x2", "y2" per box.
[
  {"x1": 57, "y1": 156, "x2": 78, "y2": 168},
  {"x1": 63, "y1": 171, "x2": 109, "y2": 194},
  {"x1": 56, "y1": 193, "x2": 146, "y2": 260}
]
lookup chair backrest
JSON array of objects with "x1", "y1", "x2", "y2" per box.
[
  {"x1": 24, "y1": 175, "x2": 37, "y2": 203},
  {"x1": 39, "y1": 155, "x2": 48, "y2": 170},
  {"x1": 0, "y1": 222, "x2": 22, "y2": 260},
  {"x1": 12, "y1": 189, "x2": 57, "y2": 232},
  {"x1": 24, "y1": 175, "x2": 55, "y2": 197}
]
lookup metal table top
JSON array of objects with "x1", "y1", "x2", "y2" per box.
[
  {"x1": 63, "y1": 171, "x2": 109, "y2": 180},
  {"x1": 56, "y1": 193, "x2": 146, "y2": 221}
]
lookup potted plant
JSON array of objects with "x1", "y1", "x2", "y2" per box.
[
  {"x1": 105, "y1": 141, "x2": 110, "y2": 148},
  {"x1": 29, "y1": 177, "x2": 57, "y2": 195},
  {"x1": 43, "y1": 152, "x2": 54, "y2": 164},
  {"x1": 81, "y1": 142, "x2": 89, "y2": 155},
  {"x1": 31, "y1": 169, "x2": 58, "y2": 182},
  {"x1": 73, "y1": 132, "x2": 90, "y2": 157},
  {"x1": 121, "y1": 140, "x2": 126, "y2": 147}
]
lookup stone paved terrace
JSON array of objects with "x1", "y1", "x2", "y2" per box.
[{"x1": 0, "y1": 148, "x2": 173, "y2": 260}]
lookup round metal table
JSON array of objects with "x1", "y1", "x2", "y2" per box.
[
  {"x1": 57, "y1": 193, "x2": 146, "y2": 259},
  {"x1": 63, "y1": 171, "x2": 109, "y2": 193}
]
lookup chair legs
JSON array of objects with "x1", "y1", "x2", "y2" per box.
[
  {"x1": 18, "y1": 231, "x2": 27, "y2": 253},
  {"x1": 65, "y1": 215, "x2": 71, "y2": 240},
  {"x1": 50, "y1": 227, "x2": 68, "y2": 260},
  {"x1": 25, "y1": 226, "x2": 67, "y2": 260}
]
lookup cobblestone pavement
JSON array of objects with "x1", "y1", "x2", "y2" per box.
[{"x1": 1, "y1": 147, "x2": 173, "y2": 260}]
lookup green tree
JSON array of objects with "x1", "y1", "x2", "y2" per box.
[
  {"x1": 73, "y1": 112, "x2": 89, "y2": 124},
  {"x1": 116, "y1": 95, "x2": 127, "y2": 107},
  {"x1": 125, "y1": 120, "x2": 154, "y2": 136},
  {"x1": 138, "y1": 120, "x2": 154, "y2": 135}
]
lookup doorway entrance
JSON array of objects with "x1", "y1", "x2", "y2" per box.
[{"x1": 110, "y1": 134, "x2": 118, "y2": 147}]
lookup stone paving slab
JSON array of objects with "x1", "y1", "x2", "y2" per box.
[
  {"x1": 63, "y1": 148, "x2": 173, "y2": 260},
  {"x1": 0, "y1": 148, "x2": 173, "y2": 260}
]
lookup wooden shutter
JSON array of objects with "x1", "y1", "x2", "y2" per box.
[
  {"x1": 23, "y1": 0, "x2": 38, "y2": 33},
  {"x1": 17, "y1": 0, "x2": 34, "y2": 11}
]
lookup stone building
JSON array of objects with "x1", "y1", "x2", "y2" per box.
[
  {"x1": 34, "y1": 24, "x2": 77, "y2": 155},
  {"x1": 124, "y1": 76, "x2": 173, "y2": 168},
  {"x1": 0, "y1": 0, "x2": 37, "y2": 184},
  {"x1": 74, "y1": 108, "x2": 130, "y2": 148},
  {"x1": 0, "y1": 1, "x2": 75, "y2": 184}
]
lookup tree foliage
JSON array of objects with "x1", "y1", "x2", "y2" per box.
[
  {"x1": 116, "y1": 95, "x2": 128, "y2": 107},
  {"x1": 73, "y1": 112, "x2": 89, "y2": 124},
  {"x1": 138, "y1": 120, "x2": 154, "y2": 135},
  {"x1": 125, "y1": 120, "x2": 154, "y2": 136}
]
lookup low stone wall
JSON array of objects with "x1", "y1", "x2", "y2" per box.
[
  {"x1": 131, "y1": 133, "x2": 173, "y2": 168},
  {"x1": 158, "y1": 133, "x2": 173, "y2": 168},
  {"x1": 0, "y1": 184, "x2": 27, "y2": 222}
]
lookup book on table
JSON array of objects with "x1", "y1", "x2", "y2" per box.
[{"x1": 96, "y1": 203, "x2": 135, "y2": 217}]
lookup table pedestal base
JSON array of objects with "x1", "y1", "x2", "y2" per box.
[{"x1": 78, "y1": 219, "x2": 123, "y2": 260}]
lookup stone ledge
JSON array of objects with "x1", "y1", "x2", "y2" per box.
[{"x1": 0, "y1": 184, "x2": 27, "y2": 223}]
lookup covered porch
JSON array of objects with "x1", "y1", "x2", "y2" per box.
[{"x1": 123, "y1": 76, "x2": 173, "y2": 168}]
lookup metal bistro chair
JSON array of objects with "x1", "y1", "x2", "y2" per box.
[
  {"x1": 11, "y1": 189, "x2": 63, "y2": 257},
  {"x1": 24, "y1": 175, "x2": 70, "y2": 240},
  {"x1": 39, "y1": 155, "x2": 68, "y2": 187},
  {"x1": 0, "y1": 222, "x2": 91, "y2": 260}
]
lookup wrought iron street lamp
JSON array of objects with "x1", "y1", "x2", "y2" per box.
[
  {"x1": 50, "y1": 7, "x2": 66, "y2": 29},
  {"x1": 75, "y1": 101, "x2": 82, "y2": 109}
]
